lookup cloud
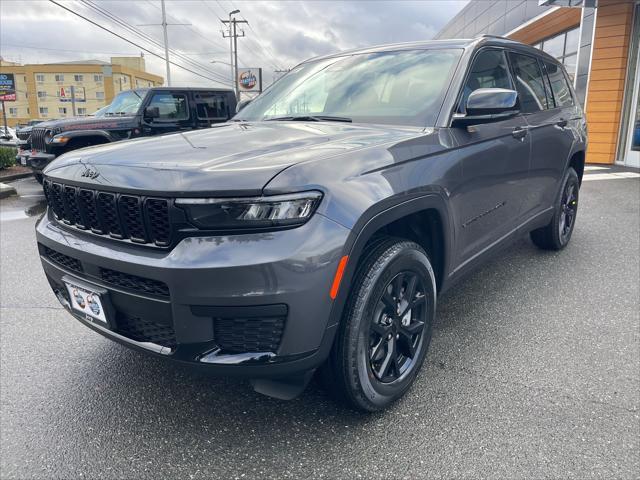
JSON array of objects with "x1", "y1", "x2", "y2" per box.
[{"x1": 0, "y1": 0, "x2": 467, "y2": 88}]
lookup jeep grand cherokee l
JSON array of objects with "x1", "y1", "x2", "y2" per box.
[{"x1": 36, "y1": 36, "x2": 586, "y2": 411}]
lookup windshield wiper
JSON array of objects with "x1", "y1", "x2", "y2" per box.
[{"x1": 266, "y1": 115, "x2": 352, "y2": 123}]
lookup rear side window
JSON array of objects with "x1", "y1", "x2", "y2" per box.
[
  {"x1": 544, "y1": 61, "x2": 574, "y2": 107},
  {"x1": 508, "y1": 52, "x2": 549, "y2": 113},
  {"x1": 195, "y1": 93, "x2": 229, "y2": 120},
  {"x1": 457, "y1": 49, "x2": 513, "y2": 113},
  {"x1": 147, "y1": 93, "x2": 189, "y2": 120}
]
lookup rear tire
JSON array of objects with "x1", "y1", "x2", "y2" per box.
[
  {"x1": 530, "y1": 167, "x2": 579, "y2": 250},
  {"x1": 322, "y1": 237, "x2": 437, "y2": 412}
]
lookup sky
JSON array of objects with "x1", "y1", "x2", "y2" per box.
[{"x1": 0, "y1": 0, "x2": 467, "y2": 88}]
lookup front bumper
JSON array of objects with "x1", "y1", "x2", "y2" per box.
[
  {"x1": 36, "y1": 211, "x2": 350, "y2": 377},
  {"x1": 17, "y1": 150, "x2": 56, "y2": 172}
]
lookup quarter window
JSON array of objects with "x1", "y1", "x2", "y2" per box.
[
  {"x1": 457, "y1": 49, "x2": 513, "y2": 113},
  {"x1": 146, "y1": 93, "x2": 188, "y2": 120},
  {"x1": 508, "y1": 52, "x2": 549, "y2": 113},
  {"x1": 195, "y1": 93, "x2": 229, "y2": 120},
  {"x1": 544, "y1": 61, "x2": 574, "y2": 107}
]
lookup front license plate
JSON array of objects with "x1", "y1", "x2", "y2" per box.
[
  {"x1": 20, "y1": 156, "x2": 27, "y2": 166},
  {"x1": 65, "y1": 282, "x2": 108, "y2": 325}
]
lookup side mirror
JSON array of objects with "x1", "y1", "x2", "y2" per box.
[
  {"x1": 144, "y1": 106, "x2": 160, "y2": 119},
  {"x1": 452, "y1": 88, "x2": 519, "y2": 127},
  {"x1": 236, "y1": 99, "x2": 252, "y2": 114}
]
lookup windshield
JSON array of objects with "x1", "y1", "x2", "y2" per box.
[
  {"x1": 102, "y1": 90, "x2": 145, "y2": 116},
  {"x1": 237, "y1": 48, "x2": 462, "y2": 127}
]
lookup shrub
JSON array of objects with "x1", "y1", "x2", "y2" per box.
[{"x1": 0, "y1": 146, "x2": 17, "y2": 170}]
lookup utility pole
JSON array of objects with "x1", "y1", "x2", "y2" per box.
[
  {"x1": 137, "y1": 0, "x2": 190, "y2": 87},
  {"x1": 1, "y1": 100, "x2": 7, "y2": 134},
  {"x1": 222, "y1": 10, "x2": 247, "y2": 98}
]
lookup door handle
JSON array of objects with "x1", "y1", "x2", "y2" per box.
[
  {"x1": 556, "y1": 118, "x2": 568, "y2": 128},
  {"x1": 512, "y1": 127, "x2": 528, "y2": 140}
]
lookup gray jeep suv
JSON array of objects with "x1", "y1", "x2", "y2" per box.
[{"x1": 36, "y1": 36, "x2": 586, "y2": 411}]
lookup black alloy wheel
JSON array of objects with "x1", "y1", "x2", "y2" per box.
[
  {"x1": 322, "y1": 237, "x2": 436, "y2": 412},
  {"x1": 369, "y1": 272, "x2": 427, "y2": 383},
  {"x1": 559, "y1": 180, "x2": 577, "y2": 244}
]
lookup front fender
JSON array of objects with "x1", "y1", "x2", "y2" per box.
[{"x1": 59, "y1": 129, "x2": 116, "y2": 143}]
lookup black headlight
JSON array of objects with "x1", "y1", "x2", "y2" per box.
[{"x1": 175, "y1": 191, "x2": 323, "y2": 230}]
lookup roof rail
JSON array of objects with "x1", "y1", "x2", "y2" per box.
[{"x1": 477, "y1": 34, "x2": 509, "y2": 40}]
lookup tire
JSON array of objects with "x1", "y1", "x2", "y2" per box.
[
  {"x1": 530, "y1": 167, "x2": 579, "y2": 251},
  {"x1": 322, "y1": 237, "x2": 437, "y2": 412},
  {"x1": 34, "y1": 173, "x2": 44, "y2": 185}
]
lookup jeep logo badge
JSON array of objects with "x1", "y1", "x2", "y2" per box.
[{"x1": 81, "y1": 168, "x2": 99, "y2": 179}]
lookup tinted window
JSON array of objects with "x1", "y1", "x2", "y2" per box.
[
  {"x1": 237, "y1": 49, "x2": 462, "y2": 127},
  {"x1": 544, "y1": 61, "x2": 574, "y2": 107},
  {"x1": 147, "y1": 93, "x2": 189, "y2": 120},
  {"x1": 195, "y1": 93, "x2": 229, "y2": 120},
  {"x1": 457, "y1": 49, "x2": 513, "y2": 113},
  {"x1": 508, "y1": 52, "x2": 549, "y2": 113}
]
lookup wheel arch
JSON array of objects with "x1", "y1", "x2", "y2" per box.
[
  {"x1": 568, "y1": 149, "x2": 585, "y2": 185},
  {"x1": 326, "y1": 194, "x2": 454, "y2": 330}
]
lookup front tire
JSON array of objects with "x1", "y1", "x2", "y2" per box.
[
  {"x1": 323, "y1": 237, "x2": 437, "y2": 412},
  {"x1": 530, "y1": 167, "x2": 579, "y2": 250}
]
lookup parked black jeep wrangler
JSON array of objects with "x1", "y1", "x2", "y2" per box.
[{"x1": 19, "y1": 87, "x2": 236, "y2": 183}]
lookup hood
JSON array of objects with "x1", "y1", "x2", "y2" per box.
[
  {"x1": 36, "y1": 115, "x2": 137, "y2": 133},
  {"x1": 43, "y1": 121, "x2": 420, "y2": 196}
]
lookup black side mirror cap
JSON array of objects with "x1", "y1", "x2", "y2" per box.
[{"x1": 144, "y1": 106, "x2": 160, "y2": 119}]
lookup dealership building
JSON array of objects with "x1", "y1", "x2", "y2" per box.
[
  {"x1": 0, "y1": 56, "x2": 163, "y2": 127},
  {"x1": 436, "y1": 0, "x2": 639, "y2": 167}
]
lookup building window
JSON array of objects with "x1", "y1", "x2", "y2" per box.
[
  {"x1": 37, "y1": 91, "x2": 47, "y2": 99},
  {"x1": 55, "y1": 74, "x2": 64, "y2": 82},
  {"x1": 39, "y1": 107, "x2": 48, "y2": 116},
  {"x1": 78, "y1": 108, "x2": 87, "y2": 115},
  {"x1": 94, "y1": 74, "x2": 103, "y2": 82},
  {"x1": 36, "y1": 74, "x2": 45, "y2": 82},
  {"x1": 538, "y1": 27, "x2": 580, "y2": 81},
  {"x1": 9, "y1": 107, "x2": 18, "y2": 116},
  {"x1": 59, "y1": 107, "x2": 67, "y2": 115},
  {"x1": 74, "y1": 74, "x2": 84, "y2": 82},
  {"x1": 96, "y1": 91, "x2": 105, "y2": 100}
]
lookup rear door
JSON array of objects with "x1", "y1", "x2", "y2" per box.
[
  {"x1": 141, "y1": 90, "x2": 194, "y2": 135},
  {"x1": 507, "y1": 52, "x2": 576, "y2": 217},
  {"x1": 448, "y1": 48, "x2": 531, "y2": 269}
]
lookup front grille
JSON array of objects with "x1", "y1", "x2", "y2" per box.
[
  {"x1": 99, "y1": 267, "x2": 170, "y2": 297},
  {"x1": 115, "y1": 313, "x2": 176, "y2": 349},
  {"x1": 214, "y1": 316, "x2": 285, "y2": 353},
  {"x1": 31, "y1": 127, "x2": 47, "y2": 151},
  {"x1": 43, "y1": 179, "x2": 172, "y2": 246},
  {"x1": 43, "y1": 246, "x2": 83, "y2": 273}
]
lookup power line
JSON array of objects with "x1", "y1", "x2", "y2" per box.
[
  {"x1": 48, "y1": 0, "x2": 232, "y2": 86},
  {"x1": 76, "y1": 0, "x2": 233, "y2": 86}
]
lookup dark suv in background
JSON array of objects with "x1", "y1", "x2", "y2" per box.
[
  {"x1": 36, "y1": 36, "x2": 586, "y2": 412},
  {"x1": 20, "y1": 87, "x2": 236, "y2": 183}
]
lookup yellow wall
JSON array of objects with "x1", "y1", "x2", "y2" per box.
[{"x1": 0, "y1": 59, "x2": 163, "y2": 127}]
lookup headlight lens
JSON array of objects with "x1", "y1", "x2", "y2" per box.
[{"x1": 175, "y1": 191, "x2": 323, "y2": 230}]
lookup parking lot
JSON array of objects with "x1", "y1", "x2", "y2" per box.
[{"x1": 1, "y1": 168, "x2": 638, "y2": 479}]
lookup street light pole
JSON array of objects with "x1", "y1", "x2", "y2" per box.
[
  {"x1": 222, "y1": 10, "x2": 247, "y2": 99},
  {"x1": 228, "y1": 10, "x2": 235, "y2": 94}
]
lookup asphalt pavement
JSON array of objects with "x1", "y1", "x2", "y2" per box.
[{"x1": 1, "y1": 169, "x2": 639, "y2": 479}]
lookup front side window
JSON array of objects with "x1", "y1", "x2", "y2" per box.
[
  {"x1": 457, "y1": 49, "x2": 513, "y2": 113},
  {"x1": 147, "y1": 93, "x2": 189, "y2": 120},
  {"x1": 195, "y1": 93, "x2": 228, "y2": 119},
  {"x1": 238, "y1": 49, "x2": 462, "y2": 127},
  {"x1": 544, "y1": 61, "x2": 574, "y2": 107},
  {"x1": 508, "y1": 52, "x2": 549, "y2": 113}
]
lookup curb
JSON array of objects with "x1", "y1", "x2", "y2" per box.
[
  {"x1": 0, "y1": 171, "x2": 33, "y2": 182},
  {"x1": 0, "y1": 182, "x2": 17, "y2": 199}
]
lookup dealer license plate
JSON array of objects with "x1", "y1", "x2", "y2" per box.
[{"x1": 65, "y1": 282, "x2": 108, "y2": 325}]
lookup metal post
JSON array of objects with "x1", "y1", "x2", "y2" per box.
[
  {"x1": 233, "y1": 18, "x2": 239, "y2": 97},
  {"x1": 70, "y1": 85, "x2": 77, "y2": 116},
  {"x1": 1, "y1": 100, "x2": 7, "y2": 134},
  {"x1": 160, "y1": 0, "x2": 171, "y2": 86},
  {"x1": 229, "y1": 12, "x2": 235, "y2": 95}
]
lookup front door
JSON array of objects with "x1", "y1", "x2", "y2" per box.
[
  {"x1": 141, "y1": 90, "x2": 194, "y2": 135},
  {"x1": 449, "y1": 48, "x2": 531, "y2": 269}
]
